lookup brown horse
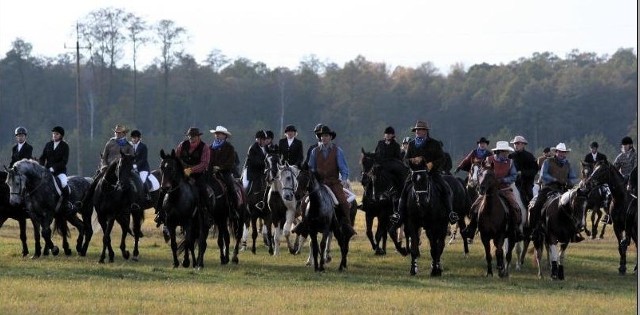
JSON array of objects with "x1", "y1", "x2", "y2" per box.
[
  {"x1": 580, "y1": 162, "x2": 612, "y2": 239},
  {"x1": 476, "y1": 163, "x2": 515, "y2": 277}
]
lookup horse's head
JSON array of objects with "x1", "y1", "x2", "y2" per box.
[
  {"x1": 580, "y1": 161, "x2": 594, "y2": 180},
  {"x1": 359, "y1": 149, "x2": 376, "y2": 187},
  {"x1": 265, "y1": 153, "x2": 280, "y2": 182},
  {"x1": 561, "y1": 187, "x2": 588, "y2": 232},
  {"x1": 584, "y1": 160, "x2": 622, "y2": 191},
  {"x1": 295, "y1": 168, "x2": 311, "y2": 200},
  {"x1": 467, "y1": 162, "x2": 482, "y2": 189},
  {"x1": 115, "y1": 151, "x2": 135, "y2": 187},
  {"x1": 477, "y1": 162, "x2": 497, "y2": 195},
  {"x1": 160, "y1": 149, "x2": 185, "y2": 188},
  {"x1": 275, "y1": 163, "x2": 299, "y2": 202},
  {"x1": 5, "y1": 165, "x2": 25, "y2": 205},
  {"x1": 410, "y1": 169, "x2": 431, "y2": 201}
]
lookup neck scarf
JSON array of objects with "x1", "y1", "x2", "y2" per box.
[
  {"x1": 414, "y1": 137, "x2": 425, "y2": 148},
  {"x1": 211, "y1": 139, "x2": 225, "y2": 150},
  {"x1": 116, "y1": 137, "x2": 128, "y2": 146}
]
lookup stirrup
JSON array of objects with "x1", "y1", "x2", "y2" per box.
[
  {"x1": 255, "y1": 201, "x2": 265, "y2": 210},
  {"x1": 448, "y1": 212, "x2": 459, "y2": 224},
  {"x1": 389, "y1": 212, "x2": 401, "y2": 226}
]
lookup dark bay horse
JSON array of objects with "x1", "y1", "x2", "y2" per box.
[
  {"x1": 404, "y1": 169, "x2": 450, "y2": 276},
  {"x1": 476, "y1": 164, "x2": 515, "y2": 277},
  {"x1": 207, "y1": 170, "x2": 245, "y2": 265},
  {"x1": 359, "y1": 150, "x2": 407, "y2": 256},
  {"x1": 580, "y1": 162, "x2": 612, "y2": 239},
  {"x1": 88, "y1": 152, "x2": 145, "y2": 263},
  {"x1": 6, "y1": 159, "x2": 92, "y2": 257},
  {"x1": 584, "y1": 160, "x2": 635, "y2": 274},
  {"x1": 301, "y1": 171, "x2": 350, "y2": 272},
  {"x1": 0, "y1": 170, "x2": 38, "y2": 257},
  {"x1": 442, "y1": 174, "x2": 471, "y2": 255},
  {"x1": 244, "y1": 154, "x2": 275, "y2": 255},
  {"x1": 159, "y1": 149, "x2": 207, "y2": 268},
  {"x1": 531, "y1": 186, "x2": 587, "y2": 280}
]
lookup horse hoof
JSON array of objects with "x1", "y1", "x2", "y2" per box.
[
  {"x1": 99, "y1": 259, "x2": 105, "y2": 264},
  {"x1": 51, "y1": 246, "x2": 60, "y2": 256},
  {"x1": 325, "y1": 256, "x2": 332, "y2": 264},
  {"x1": 375, "y1": 248, "x2": 386, "y2": 256},
  {"x1": 232, "y1": 257, "x2": 239, "y2": 264},
  {"x1": 123, "y1": 251, "x2": 130, "y2": 260},
  {"x1": 182, "y1": 261, "x2": 190, "y2": 268},
  {"x1": 132, "y1": 256, "x2": 139, "y2": 262},
  {"x1": 618, "y1": 266, "x2": 627, "y2": 275},
  {"x1": 410, "y1": 268, "x2": 417, "y2": 276},
  {"x1": 64, "y1": 248, "x2": 72, "y2": 256}
]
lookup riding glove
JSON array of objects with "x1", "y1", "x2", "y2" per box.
[{"x1": 184, "y1": 168, "x2": 192, "y2": 176}]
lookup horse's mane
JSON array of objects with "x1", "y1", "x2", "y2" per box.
[{"x1": 13, "y1": 159, "x2": 47, "y2": 179}]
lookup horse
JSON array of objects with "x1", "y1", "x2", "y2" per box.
[
  {"x1": 580, "y1": 162, "x2": 611, "y2": 239},
  {"x1": 159, "y1": 149, "x2": 208, "y2": 268},
  {"x1": 531, "y1": 185, "x2": 587, "y2": 280},
  {"x1": 404, "y1": 169, "x2": 451, "y2": 276},
  {"x1": 359, "y1": 149, "x2": 407, "y2": 256},
  {"x1": 300, "y1": 171, "x2": 350, "y2": 272},
  {"x1": 0, "y1": 170, "x2": 39, "y2": 257},
  {"x1": 6, "y1": 159, "x2": 92, "y2": 257},
  {"x1": 208, "y1": 166, "x2": 245, "y2": 265},
  {"x1": 475, "y1": 163, "x2": 516, "y2": 277},
  {"x1": 267, "y1": 158, "x2": 302, "y2": 255},
  {"x1": 442, "y1": 174, "x2": 471, "y2": 255},
  {"x1": 583, "y1": 160, "x2": 635, "y2": 274},
  {"x1": 243, "y1": 154, "x2": 274, "y2": 255},
  {"x1": 87, "y1": 152, "x2": 145, "y2": 263}
]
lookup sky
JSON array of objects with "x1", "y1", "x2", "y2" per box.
[{"x1": 0, "y1": 0, "x2": 636, "y2": 73}]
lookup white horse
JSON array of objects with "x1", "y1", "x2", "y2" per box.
[{"x1": 268, "y1": 162, "x2": 302, "y2": 255}]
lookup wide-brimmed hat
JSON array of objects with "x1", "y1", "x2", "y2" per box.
[
  {"x1": 209, "y1": 126, "x2": 231, "y2": 137},
  {"x1": 477, "y1": 137, "x2": 490, "y2": 144},
  {"x1": 284, "y1": 125, "x2": 297, "y2": 133},
  {"x1": 410, "y1": 120, "x2": 430, "y2": 132},
  {"x1": 313, "y1": 124, "x2": 324, "y2": 134},
  {"x1": 316, "y1": 125, "x2": 336, "y2": 140},
  {"x1": 555, "y1": 143, "x2": 571, "y2": 152},
  {"x1": 113, "y1": 124, "x2": 128, "y2": 133},
  {"x1": 621, "y1": 136, "x2": 633, "y2": 145},
  {"x1": 185, "y1": 127, "x2": 203, "y2": 137},
  {"x1": 509, "y1": 135, "x2": 528, "y2": 144},
  {"x1": 492, "y1": 141, "x2": 514, "y2": 152}
]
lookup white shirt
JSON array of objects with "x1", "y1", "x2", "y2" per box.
[
  {"x1": 53, "y1": 140, "x2": 60, "y2": 150},
  {"x1": 17, "y1": 143, "x2": 24, "y2": 152}
]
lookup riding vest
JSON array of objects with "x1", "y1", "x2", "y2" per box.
[
  {"x1": 545, "y1": 158, "x2": 570, "y2": 186},
  {"x1": 180, "y1": 140, "x2": 205, "y2": 167},
  {"x1": 315, "y1": 145, "x2": 339, "y2": 184},
  {"x1": 489, "y1": 156, "x2": 512, "y2": 189}
]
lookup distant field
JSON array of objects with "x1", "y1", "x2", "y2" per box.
[{"x1": 0, "y1": 183, "x2": 636, "y2": 314}]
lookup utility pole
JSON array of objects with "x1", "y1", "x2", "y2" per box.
[{"x1": 65, "y1": 23, "x2": 91, "y2": 175}]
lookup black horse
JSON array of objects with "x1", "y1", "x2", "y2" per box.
[
  {"x1": 87, "y1": 152, "x2": 145, "y2": 263},
  {"x1": 244, "y1": 154, "x2": 275, "y2": 255},
  {"x1": 359, "y1": 150, "x2": 407, "y2": 256},
  {"x1": 580, "y1": 162, "x2": 612, "y2": 239},
  {"x1": 0, "y1": 170, "x2": 38, "y2": 257},
  {"x1": 208, "y1": 167, "x2": 245, "y2": 265},
  {"x1": 404, "y1": 169, "x2": 450, "y2": 276},
  {"x1": 159, "y1": 149, "x2": 208, "y2": 268},
  {"x1": 6, "y1": 159, "x2": 92, "y2": 257},
  {"x1": 442, "y1": 174, "x2": 471, "y2": 255},
  {"x1": 299, "y1": 170, "x2": 350, "y2": 272},
  {"x1": 476, "y1": 163, "x2": 516, "y2": 277},
  {"x1": 584, "y1": 160, "x2": 635, "y2": 274}
]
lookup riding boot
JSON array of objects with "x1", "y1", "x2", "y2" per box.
[
  {"x1": 389, "y1": 186, "x2": 408, "y2": 232},
  {"x1": 154, "y1": 190, "x2": 166, "y2": 227},
  {"x1": 340, "y1": 216, "x2": 356, "y2": 240},
  {"x1": 461, "y1": 211, "x2": 477, "y2": 240},
  {"x1": 61, "y1": 185, "x2": 74, "y2": 214}
]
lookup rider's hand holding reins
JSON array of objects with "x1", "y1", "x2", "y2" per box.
[{"x1": 184, "y1": 167, "x2": 192, "y2": 176}]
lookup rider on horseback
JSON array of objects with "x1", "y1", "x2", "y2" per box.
[
  {"x1": 528, "y1": 143, "x2": 582, "y2": 242},
  {"x1": 38, "y1": 126, "x2": 74, "y2": 213},
  {"x1": 293, "y1": 125, "x2": 357, "y2": 239},
  {"x1": 278, "y1": 125, "x2": 304, "y2": 169},
  {"x1": 208, "y1": 126, "x2": 238, "y2": 212},
  {"x1": 374, "y1": 126, "x2": 405, "y2": 200},
  {"x1": 462, "y1": 141, "x2": 524, "y2": 240},
  {"x1": 130, "y1": 129, "x2": 152, "y2": 202},
  {"x1": 454, "y1": 137, "x2": 491, "y2": 175},
  {"x1": 246, "y1": 130, "x2": 269, "y2": 211},
  {"x1": 390, "y1": 120, "x2": 459, "y2": 230},
  {"x1": 10, "y1": 126, "x2": 33, "y2": 168}
]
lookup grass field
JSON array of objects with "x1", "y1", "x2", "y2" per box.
[{"x1": 0, "y1": 187, "x2": 636, "y2": 314}]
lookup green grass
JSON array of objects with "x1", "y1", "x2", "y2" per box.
[{"x1": 0, "y1": 207, "x2": 636, "y2": 314}]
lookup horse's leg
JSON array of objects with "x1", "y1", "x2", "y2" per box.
[
  {"x1": 496, "y1": 237, "x2": 506, "y2": 278},
  {"x1": 265, "y1": 218, "x2": 274, "y2": 255},
  {"x1": 365, "y1": 213, "x2": 376, "y2": 251},
  {"x1": 338, "y1": 229, "x2": 350, "y2": 271},
  {"x1": 240, "y1": 223, "x2": 248, "y2": 252},
  {"x1": 80, "y1": 207, "x2": 93, "y2": 256},
  {"x1": 614, "y1": 220, "x2": 628, "y2": 275},
  {"x1": 118, "y1": 217, "x2": 131, "y2": 260},
  {"x1": 13, "y1": 217, "x2": 29, "y2": 257},
  {"x1": 409, "y1": 225, "x2": 420, "y2": 276},
  {"x1": 459, "y1": 220, "x2": 470, "y2": 257},
  {"x1": 169, "y1": 226, "x2": 179, "y2": 268},
  {"x1": 41, "y1": 216, "x2": 59, "y2": 256},
  {"x1": 60, "y1": 221, "x2": 71, "y2": 256},
  {"x1": 533, "y1": 234, "x2": 544, "y2": 279},
  {"x1": 481, "y1": 233, "x2": 493, "y2": 277},
  {"x1": 131, "y1": 209, "x2": 144, "y2": 261},
  {"x1": 273, "y1": 222, "x2": 282, "y2": 256},
  {"x1": 550, "y1": 242, "x2": 559, "y2": 280},
  {"x1": 505, "y1": 237, "x2": 515, "y2": 277},
  {"x1": 283, "y1": 207, "x2": 297, "y2": 254},
  {"x1": 311, "y1": 233, "x2": 320, "y2": 271},
  {"x1": 182, "y1": 225, "x2": 192, "y2": 268},
  {"x1": 250, "y1": 217, "x2": 258, "y2": 254},
  {"x1": 66, "y1": 214, "x2": 84, "y2": 256},
  {"x1": 30, "y1": 219, "x2": 41, "y2": 258},
  {"x1": 557, "y1": 243, "x2": 567, "y2": 280}
]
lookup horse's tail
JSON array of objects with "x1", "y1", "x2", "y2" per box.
[
  {"x1": 53, "y1": 213, "x2": 70, "y2": 238},
  {"x1": 229, "y1": 207, "x2": 243, "y2": 240}
]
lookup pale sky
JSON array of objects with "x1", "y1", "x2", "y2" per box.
[{"x1": 0, "y1": 0, "x2": 636, "y2": 73}]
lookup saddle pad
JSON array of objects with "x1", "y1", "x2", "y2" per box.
[{"x1": 322, "y1": 185, "x2": 339, "y2": 205}]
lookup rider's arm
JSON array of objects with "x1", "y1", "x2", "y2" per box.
[
  {"x1": 502, "y1": 162, "x2": 518, "y2": 184},
  {"x1": 540, "y1": 159, "x2": 555, "y2": 184},
  {"x1": 308, "y1": 147, "x2": 318, "y2": 173},
  {"x1": 336, "y1": 146, "x2": 349, "y2": 180},
  {"x1": 191, "y1": 144, "x2": 209, "y2": 174}
]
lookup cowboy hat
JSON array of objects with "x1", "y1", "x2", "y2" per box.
[
  {"x1": 509, "y1": 135, "x2": 528, "y2": 144},
  {"x1": 185, "y1": 127, "x2": 203, "y2": 137},
  {"x1": 477, "y1": 137, "x2": 490, "y2": 144},
  {"x1": 316, "y1": 125, "x2": 336, "y2": 140},
  {"x1": 209, "y1": 126, "x2": 231, "y2": 137},
  {"x1": 410, "y1": 120, "x2": 429, "y2": 132},
  {"x1": 555, "y1": 143, "x2": 571, "y2": 152},
  {"x1": 113, "y1": 124, "x2": 128, "y2": 133},
  {"x1": 491, "y1": 141, "x2": 514, "y2": 152}
]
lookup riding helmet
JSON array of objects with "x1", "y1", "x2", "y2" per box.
[
  {"x1": 621, "y1": 136, "x2": 633, "y2": 145},
  {"x1": 131, "y1": 130, "x2": 142, "y2": 138},
  {"x1": 255, "y1": 130, "x2": 267, "y2": 139},
  {"x1": 284, "y1": 125, "x2": 297, "y2": 133},
  {"x1": 51, "y1": 126, "x2": 65, "y2": 137},
  {"x1": 265, "y1": 130, "x2": 274, "y2": 139},
  {"x1": 14, "y1": 126, "x2": 27, "y2": 136},
  {"x1": 384, "y1": 126, "x2": 395, "y2": 135}
]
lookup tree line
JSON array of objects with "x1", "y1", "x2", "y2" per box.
[{"x1": 0, "y1": 7, "x2": 636, "y2": 178}]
